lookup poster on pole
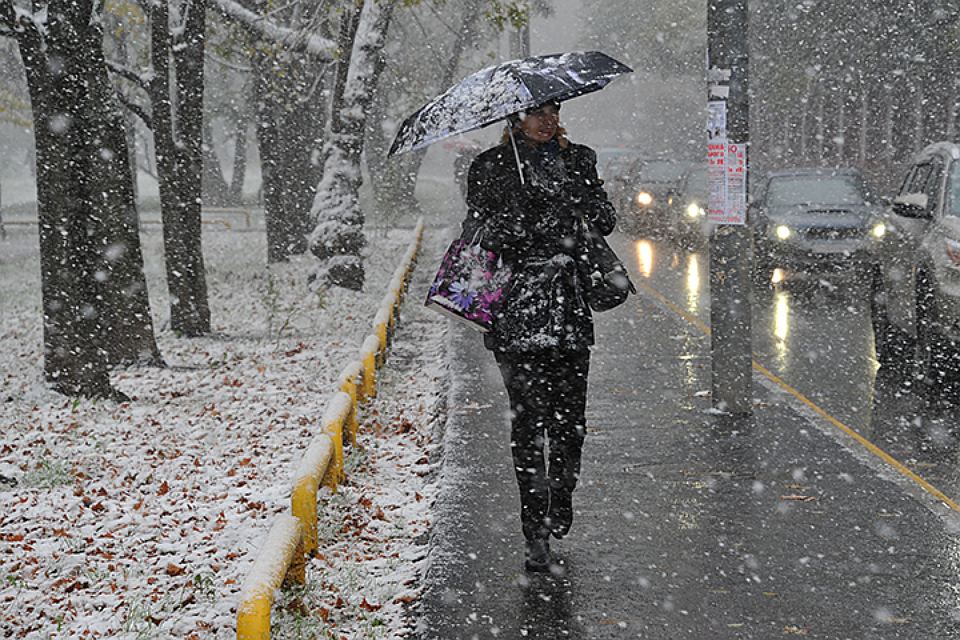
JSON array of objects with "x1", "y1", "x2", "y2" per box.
[
  {"x1": 706, "y1": 99, "x2": 747, "y2": 225},
  {"x1": 707, "y1": 100, "x2": 729, "y2": 224},
  {"x1": 724, "y1": 142, "x2": 747, "y2": 224}
]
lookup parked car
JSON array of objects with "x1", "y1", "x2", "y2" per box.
[
  {"x1": 616, "y1": 158, "x2": 690, "y2": 235},
  {"x1": 749, "y1": 168, "x2": 885, "y2": 284},
  {"x1": 665, "y1": 164, "x2": 711, "y2": 249},
  {"x1": 870, "y1": 142, "x2": 960, "y2": 391}
]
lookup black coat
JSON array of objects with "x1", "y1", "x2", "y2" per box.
[{"x1": 462, "y1": 139, "x2": 617, "y2": 353}]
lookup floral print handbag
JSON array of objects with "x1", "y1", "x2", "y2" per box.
[{"x1": 425, "y1": 236, "x2": 513, "y2": 333}]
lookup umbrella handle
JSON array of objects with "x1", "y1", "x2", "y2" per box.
[{"x1": 507, "y1": 125, "x2": 526, "y2": 186}]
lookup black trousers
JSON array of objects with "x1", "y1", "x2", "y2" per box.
[{"x1": 494, "y1": 349, "x2": 590, "y2": 540}]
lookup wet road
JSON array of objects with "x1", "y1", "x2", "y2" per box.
[
  {"x1": 419, "y1": 229, "x2": 960, "y2": 638},
  {"x1": 614, "y1": 232, "x2": 960, "y2": 510}
]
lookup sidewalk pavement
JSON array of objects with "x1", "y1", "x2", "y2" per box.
[{"x1": 417, "y1": 262, "x2": 960, "y2": 640}]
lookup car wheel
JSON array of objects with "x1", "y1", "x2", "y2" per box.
[
  {"x1": 870, "y1": 268, "x2": 912, "y2": 373},
  {"x1": 915, "y1": 271, "x2": 956, "y2": 399}
]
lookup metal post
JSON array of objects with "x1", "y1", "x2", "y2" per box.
[{"x1": 708, "y1": 0, "x2": 752, "y2": 415}]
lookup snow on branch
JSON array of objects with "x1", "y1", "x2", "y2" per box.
[
  {"x1": 114, "y1": 91, "x2": 153, "y2": 130},
  {"x1": 105, "y1": 60, "x2": 154, "y2": 91},
  {"x1": 0, "y1": 1, "x2": 47, "y2": 38},
  {"x1": 342, "y1": 0, "x2": 395, "y2": 111},
  {"x1": 0, "y1": 2, "x2": 12, "y2": 36},
  {"x1": 210, "y1": 0, "x2": 336, "y2": 60},
  {"x1": 205, "y1": 50, "x2": 252, "y2": 72}
]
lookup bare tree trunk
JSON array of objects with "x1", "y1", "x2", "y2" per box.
[
  {"x1": 367, "y1": 0, "x2": 484, "y2": 220},
  {"x1": 150, "y1": 0, "x2": 210, "y2": 336},
  {"x1": 816, "y1": 94, "x2": 825, "y2": 164},
  {"x1": 203, "y1": 120, "x2": 231, "y2": 207},
  {"x1": 884, "y1": 90, "x2": 896, "y2": 162},
  {"x1": 228, "y1": 79, "x2": 253, "y2": 204},
  {"x1": 859, "y1": 84, "x2": 869, "y2": 163},
  {"x1": 10, "y1": 0, "x2": 161, "y2": 398},
  {"x1": 799, "y1": 76, "x2": 814, "y2": 161},
  {"x1": 255, "y1": 52, "x2": 328, "y2": 263},
  {"x1": 309, "y1": 0, "x2": 397, "y2": 289},
  {"x1": 946, "y1": 79, "x2": 957, "y2": 142},
  {"x1": 914, "y1": 84, "x2": 925, "y2": 149},
  {"x1": 836, "y1": 95, "x2": 845, "y2": 163}
]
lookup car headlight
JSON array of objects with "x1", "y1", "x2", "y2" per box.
[
  {"x1": 870, "y1": 222, "x2": 886, "y2": 239},
  {"x1": 775, "y1": 225, "x2": 792, "y2": 240},
  {"x1": 636, "y1": 191, "x2": 653, "y2": 206},
  {"x1": 685, "y1": 202, "x2": 705, "y2": 219}
]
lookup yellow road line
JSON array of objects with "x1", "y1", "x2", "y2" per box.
[{"x1": 634, "y1": 278, "x2": 960, "y2": 514}]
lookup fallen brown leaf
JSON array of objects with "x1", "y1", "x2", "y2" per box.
[{"x1": 359, "y1": 597, "x2": 382, "y2": 612}]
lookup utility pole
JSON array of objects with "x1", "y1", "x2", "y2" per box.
[{"x1": 707, "y1": 0, "x2": 752, "y2": 415}]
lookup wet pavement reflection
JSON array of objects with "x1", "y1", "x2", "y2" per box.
[
  {"x1": 421, "y1": 230, "x2": 960, "y2": 639},
  {"x1": 611, "y1": 232, "x2": 960, "y2": 510}
]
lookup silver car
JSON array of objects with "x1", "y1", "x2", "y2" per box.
[{"x1": 871, "y1": 142, "x2": 960, "y2": 392}]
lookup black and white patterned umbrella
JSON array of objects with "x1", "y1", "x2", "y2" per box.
[{"x1": 388, "y1": 51, "x2": 632, "y2": 156}]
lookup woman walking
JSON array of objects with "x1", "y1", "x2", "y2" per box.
[{"x1": 461, "y1": 100, "x2": 617, "y2": 572}]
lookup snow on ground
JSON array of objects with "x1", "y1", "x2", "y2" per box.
[
  {"x1": 0, "y1": 220, "x2": 448, "y2": 638},
  {"x1": 272, "y1": 300, "x2": 447, "y2": 640}
]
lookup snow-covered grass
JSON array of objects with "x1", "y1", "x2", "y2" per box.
[{"x1": 0, "y1": 221, "x2": 447, "y2": 638}]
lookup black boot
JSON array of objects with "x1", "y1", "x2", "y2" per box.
[
  {"x1": 547, "y1": 490, "x2": 573, "y2": 539},
  {"x1": 524, "y1": 537, "x2": 551, "y2": 573}
]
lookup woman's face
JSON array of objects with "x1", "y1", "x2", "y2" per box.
[{"x1": 519, "y1": 104, "x2": 560, "y2": 145}]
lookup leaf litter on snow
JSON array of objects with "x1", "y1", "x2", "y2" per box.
[
  {"x1": 271, "y1": 270, "x2": 449, "y2": 639},
  {"x1": 0, "y1": 224, "x2": 449, "y2": 639}
]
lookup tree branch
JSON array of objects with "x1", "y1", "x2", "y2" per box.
[
  {"x1": 422, "y1": 0, "x2": 460, "y2": 37},
  {"x1": 114, "y1": 91, "x2": 153, "y2": 130},
  {"x1": 205, "y1": 50, "x2": 252, "y2": 72},
  {"x1": 209, "y1": 0, "x2": 336, "y2": 60},
  {"x1": 409, "y1": 6, "x2": 448, "y2": 70},
  {"x1": 105, "y1": 59, "x2": 153, "y2": 91},
  {"x1": 0, "y1": 0, "x2": 45, "y2": 38},
  {"x1": 0, "y1": 1, "x2": 16, "y2": 36}
]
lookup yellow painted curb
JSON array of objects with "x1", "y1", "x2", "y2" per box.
[
  {"x1": 235, "y1": 218, "x2": 426, "y2": 640},
  {"x1": 290, "y1": 435, "x2": 335, "y2": 556},
  {"x1": 337, "y1": 360, "x2": 363, "y2": 445},
  {"x1": 359, "y1": 334, "x2": 380, "y2": 402},
  {"x1": 236, "y1": 515, "x2": 306, "y2": 639},
  {"x1": 321, "y1": 392, "x2": 352, "y2": 488}
]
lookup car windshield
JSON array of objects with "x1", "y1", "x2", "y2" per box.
[
  {"x1": 641, "y1": 161, "x2": 686, "y2": 182},
  {"x1": 946, "y1": 163, "x2": 960, "y2": 217},
  {"x1": 766, "y1": 175, "x2": 864, "y2": 206}
]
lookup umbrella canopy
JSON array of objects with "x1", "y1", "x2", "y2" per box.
[{"x1": 388, "y1": 51, "x2": 632, "y2": 157}]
